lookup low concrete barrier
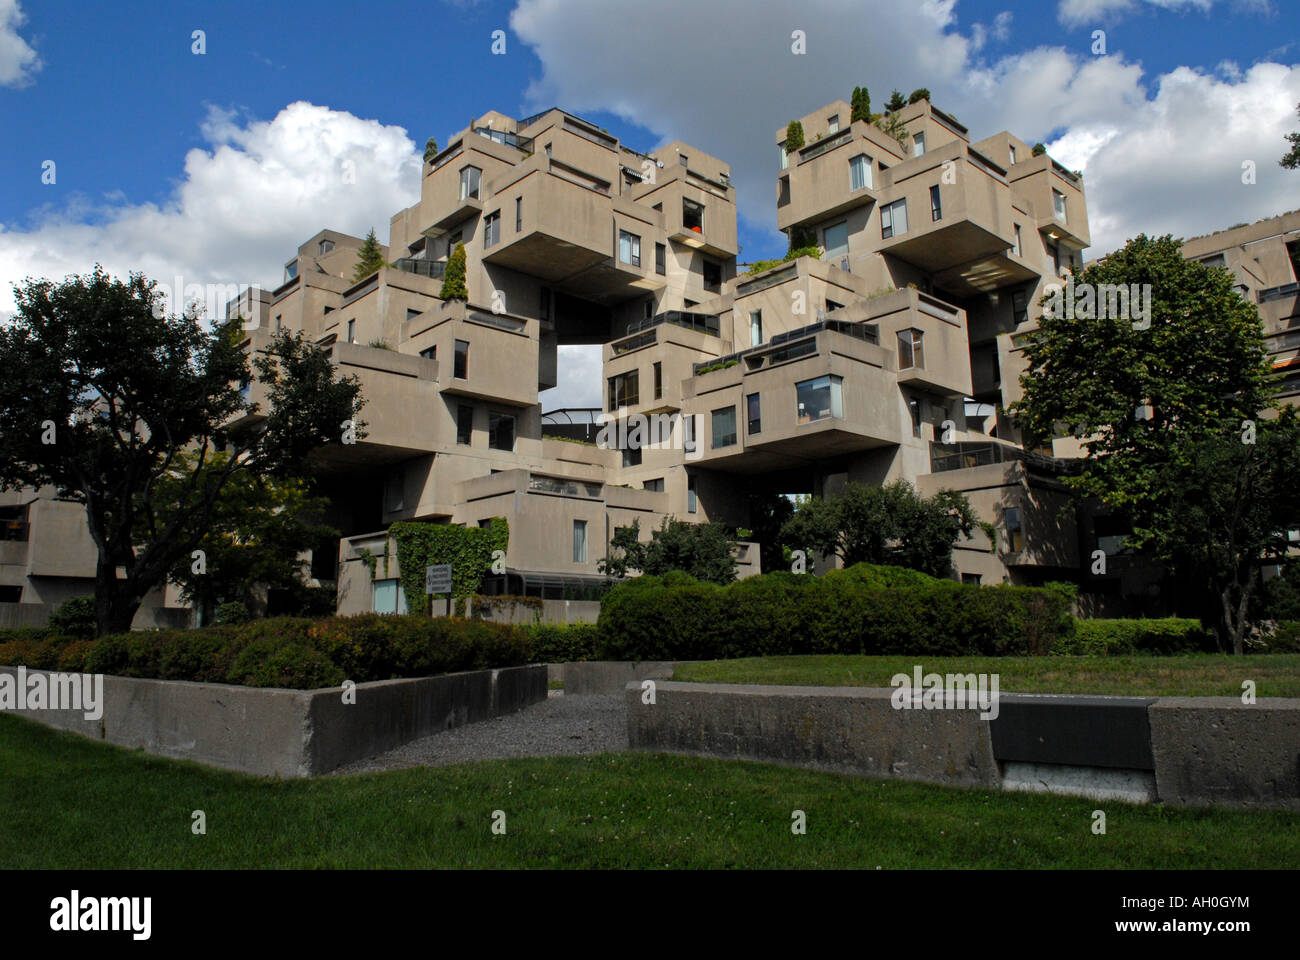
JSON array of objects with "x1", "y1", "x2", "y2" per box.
[
  {"x1": 563, "y1": 660, "x2": 680, "y2": 696},
  {"x1": 0, "y1": 663, "x2": 547, "y2": 777}
]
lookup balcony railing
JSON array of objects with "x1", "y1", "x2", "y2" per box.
[
  {"x1": 690, "y1": 320, "x2": 878, "y2": 376},
  {"x1": 1259, "y1": 281, "x2": 1300, "y2": 304},
  {"x1": 797, "y1": 130, "x2": 853, "y2": 164},
  {"x1": 929, "y1": 440, "x2": 1071, "y2": 475},
  {"x1": 611, "y1": 329, "x2": 657, "y2": 355},
  {"x1": 625, "y1": 310, "x2": 721, "y2": 338},
  {"x1": 474, "y1": 127, "x2": 534, "y2": 155},
  {"x1": 395, "y1": 257, "x2": 447, "y2": 280}
]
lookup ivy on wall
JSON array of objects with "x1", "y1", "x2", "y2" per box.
[{"x1": 389, "y1": 518, "x2": 509, "y2": 614}]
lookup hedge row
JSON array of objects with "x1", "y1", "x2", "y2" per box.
[
  {"x1": 1056, "y1": 618, "x2": 1217, "y2": 656},
  {"x1": 525, "y1": 623, "x2": 602, "y2": 663},
  {"x1": 597, "y1": 566, "x2": 1076, "y2": 661}
]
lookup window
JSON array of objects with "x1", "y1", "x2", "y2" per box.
[
  {"x1": 1052, "y1": 189, "x2": 1067, "y2": 222},
  {"x1": 644, "y1": 300, "x2": 653, "y2": 320},
  {"x1": 823, "y1": 221, "x2": 849, "y2": 258},
  {"x1": 779, "y1": 141, "x2": 788, "y2": 171},
  {"x1": 619, "y1": 230, "x2": 641, "y2": 267},
  {"x1": 515, "y1": 196, "x2": 523, "y2": 232},
  {"x1": 1012, "y1": 289, "x2": 1028, "y2": 325},
  {"x1": 825, "y1": 299, "x2": 844, "y2": 313},
  {"x1": 655, "y1": 242, "x2": 666, "y2": 275},
  {"x1": 909, "y1": 396, "x2": 922, "y2": 437},
  {"x1": 346, "y1": 319, "x2": 356, "y2": 343},
  {"x1": 711, "y1": 406, "x2": 737, "y2": 448},
  {"x1": 608, "y1": 370, "x2": 639, "y2": 409},
  {"x1": 913, "y1": 131, "x2": 926, "y2": 157},
  {"x1": 643, "y1": 477, "x2": 664, "y2": 492},
  {"x1": 703, "y1": 260, "x2": 721, "y2": 292},
  {"x1": 827, "y1": 115, "x2": 840, "y2": 133},
  {"x1": 962, "y1": 573, "x2": 982, "y2": 586},
  {"x1": 384, "y1": 472, "x2": 404, "y2": 513},
  {"x1": 750, "y1": 310, "x2": 763, "y2": 347},
  {"x1": 484, "y1": 211, "x2": 500, "y2": 248},
  {"x1": 372, "y1": 579, "x2": 409, "y2": 615},
  {"x1": 420, "y1": 345, "x2": 437, "y2": 361},
  {"x1": 795, "y1": 375, "x2": 843, "y2": 423},
  {"x1": 897, "y1": 328, "x2": 925, "y2": 369},
  {"x1": 684, "y1": 415, "x2": 697, "y2": 454},
  {"x1": 0, "y1": 585, "x2": 20, "y2": 602},
  {"x1": 1008, "y1": 144, "x2": 1017, "y2": 165},
  {"x1": 747, "y1": 393, "x2": 761, "y2": 435},
  {"x1": 683, "y1": 199, "x2": 703, "y2": 232},
  {"x1": 319, "y1": 239, "x2": 334, "y2": 255},
  {"x1": 573, "y1": 520, "x2": 587, "y2": 563},
  {"x1": 447, "y1": 231, "x2": 462, "y2": 257},
  {"x1": 489, "y1": 412, "x2": 515, "y2": 451},
  {"x1": 654, "y1": 361, "x2": 663, "y2": 400},
  {"x1": 460, "y1": 166, "x2": 481, "y2": 201},
  {"x1": 1051, "y1": 242, "x2": 1063, "y2": 276},
  {"x1": 1005, "y1": 507, "x2": 1024, "y2": 552},
  {"x1": 622, "y1": 444, "x2": 642, "y2": 468},
  {"x1": 407, "y1": 308, "x2": 421, "y2": 322},
  {"x1": 1014, "y1": 223, "x2": 1023, "y2": 257},
  {"x1": 284, "y1": 260, "x2": 298, "y2": 283},
  {"x1": 777, "y1": 176, "x2": 791, "y2": 206},
  {"x1": 849, "y1": 153, "x2": 872, "y2": 191},
  {"x1": 679, "y1": 153, "x2": 688, "y2": 167},
  {"x1": 881, "y1": 198, "x2": 908, "y2": 239},
  {"x1": 274, "y1": 314, "x2": 282, "y2": 332},
  {"x1": 456, "y1": 404, "x2": 473, "y2": 444},
  {"x1": 687, "y1": 475, "x2": 698, "y2": 513},
  {"x1": 454, "y1": 339, "x2": 469, "y2": 378},
  {"x1": 930, "y1": 185, "x2": 942, "y2": 222}
]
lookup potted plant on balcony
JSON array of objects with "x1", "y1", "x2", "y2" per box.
[{"x1": 440, "y1": 242, "x2": 468, "y2": 301}]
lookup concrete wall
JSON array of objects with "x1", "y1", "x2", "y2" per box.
[{"x1": 1, "y1": 664, "x2": 546, "y2": 777}]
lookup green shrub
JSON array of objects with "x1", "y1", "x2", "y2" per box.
[
  {"x1": 596, "y1": 564, "x2": 1075, "y2": 661},
  {"x1": 0, "y1": 626, "x2": 58, "y2": 646},
  {"x1": 1056, "y1": 618, "x2": 1217, "y2": 656},
  {"x1": 785, "y1": 120, "x2": 805, "y2": 152},
  {"x1": 526, "y1": 623, "x2": 602, "y2": 663},
  {"x1": 215, "y1": 601, "x2": 250, "y2": 625},
  {"x1": 1258, "y1": 621, "x2": 1300, "y2": 653},
  {"x1": 49, "y1": 596, "x2": 97, "y2": 642}
]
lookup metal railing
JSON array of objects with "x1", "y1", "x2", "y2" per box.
[
  {"x1": 1259, "y1": 281, "x2": 1299, "y2": 304},
  {"x1": 474, "y1": 127, "x2": 534, "y2": 154},
  {"x1": 625, "y1": 310, "x2": 721, "y2": 338},
  {"x1": 394, "y1": 257, "x2": 447, "y2": 280},
  {"x1": 691, "y1": 320, "x2": 879, "y2": 377},
  {"x1": 797, "y1": 130, "x2": 853, "y2": 164}
]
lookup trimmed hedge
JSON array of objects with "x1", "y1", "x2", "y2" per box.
[
  {"x1": 1057, "y1": 618, "x2": 1218, "y2": 656},
  {"x1": 597, "y1": 566, "x2": 1076, "y2": 661},
  {"x1": 525, "y1": 623, "x2": 602, "y2": 663},
  {"x1": 0, "y1": 615, "x2": 532, "y2": 689}
]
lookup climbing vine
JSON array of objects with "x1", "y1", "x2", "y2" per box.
[{"x1": 389, "y1": 518, "x2": 509, "y2": 614}]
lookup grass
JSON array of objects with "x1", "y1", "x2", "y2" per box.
[
  {"x1": 1, "y1": 713, "x2": 1295, "y2": 869},
  {"x1": 672, "y1": 654, "x2": 1300, "y2": 698}
]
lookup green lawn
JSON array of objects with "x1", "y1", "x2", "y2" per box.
[
  {"x1": 673, "y1": 654, "x2": 1300, "y2": 698},
  {"x1": 1, "y1": 713, "x2": 1295, "y2": 869}
]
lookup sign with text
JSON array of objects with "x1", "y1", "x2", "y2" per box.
[{"x1": 425, "y1": 563, "x2": 452, "y2": 595}]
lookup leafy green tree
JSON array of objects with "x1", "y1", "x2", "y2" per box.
[
  {"x1": 874, "y1": 110, "x2": 910, "y2": 147},
  {"x1": 159, "y1": 451, "x2": 338, "y2": 621},
  {"x1": 784, "y1": 120, "x2": 805, "y2": 152},
  {"x1": 908, "y1": 88, "x2": 931, "y2": 105},
  {"x1": 886, "y1": 89, "x2": 906, "y2": 112},
  {"x1": 781, "y1": 481, "x2": 989, "y2": 578},
  {"x1": 351, "y1": 228, "x2": 387, "y2": 282},
  {"x1": 0, "y1": 269, "x2": 366, "y2": 635},
  {"x1": 600, "y1": 517, "x2": 738, "y2": 584},
  {"x1": 1013, "y1": 234, "x2": 1281, "y2": 651},
  {"x1": 423, "y1": 137, "x2": 439, "y2": 164},
  {"x1": 1281, "y1": 102, "x2": 1300, "y2": 169},
  {"x1": 850, "y1": 86, "x2": 871, "y2": 123},
  {"x1": 1032, "y1": 142, "x2": 1047, "y2": 156},
  {"x1": 744, "y1": 491, "x2": 796, "y2": 573},
  {"x1": 440, "y1": 242, "x2": 469, "y2": 300}
]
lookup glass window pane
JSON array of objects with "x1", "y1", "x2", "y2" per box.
[
  {"x1": 796, "y1": 376, "x2": 840, "y2": 423},
  {"x1": 711, "y1": 407, "x2": 737, "y2": 448},
  {"x1": 824, "y1": 222, "x2": 849, "y2": 258}
]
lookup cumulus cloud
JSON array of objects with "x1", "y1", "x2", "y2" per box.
[
  {"x1": 0, "y1": 0, "x2": 40, "y2": 86},
  {"x1": 0, "y1": 102, "x2": 422, "y2": 314},
  {"x1": 1057, "y1": 0, "x2": 1269, "y2": 28}
]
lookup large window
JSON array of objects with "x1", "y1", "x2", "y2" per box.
[
  {"x1": 653, "y1": 361, "x2": 663, "y2": 400},
  {"x1": 823, "y1": 221, "x2": 849, "y2": 258},
  {"x1": 488, "y1": 412, "x2": 515, "y2": 451},
  {"x1": 897, "y1": 328, "x2": 925, "y2": 369},
  {"x1": 608, "y1": 370, "x2": 639, "y2": 409},
  {"x1": 827, "y1": 114, "x2": 840, "y2": 133},
  {"x1": 711, "y1": 406, "x2": 737, "y2": 448},
  {"x1": 643, "y1": 477, "x2": 664, "y2": 492},
  {"x1": 573, "y1": 520, "x2": 587, "y2": 564},
  {"x1": 687, "y1": 475, "x2": 697, "y2": 513},
  {"x1": 460, "y1": 166, "x2": 481, "y2": 201},
  {"x1": 319, "y1": 239, "x2": 334, "y2": 255},
  {"x1": 747, "y1": 393, "x2": 761, "y2": 435},
  {"x1": 750, "y1": 310, "x2": 763, "y2": 346},
  {"x1": 372, "y1": 579, "x2": 409, "y2": 615},
  {"x1": 655, "y1": 242, "x2": 666, "y2": 275},
  {"x1": 703, "y1": 260, "x2": 721, "y2": 292},
  {"x1": 930, "y1": 184, "x2": 942, "y2": 222},
  {"x1": 779, "y1": 141, "x2": 788, "y2": 171},
  {"x1": 849, "y1": 153, "x2": 872, "y2": 191},
  {"x1": 622, "y1": 444, "x2": 642, "y2": 468},
  {"x1": 881, "y1": 198, "x2": 908, "y2": 239},
  {"x1": 1052, "y1": 189, "x2": 1067, "y2": 222},
  {"x1": 484, "y1": 211, "x2": 500, "y2": 248},
  {"x1": 684, "y1": 414, "x2": 697, "y2": 454},
  {"x1": 454, "y1": 339, "x2": 469, "y2": 378},
  {"x1": 619, "y1": 230, "x2": 641, "y2": 267},
  {"x1": 456, "y1": 404, "x2": 473, "y2": 445},
  {"x1": 795, "y1": 375, "x2": 843, "y2": 423}
]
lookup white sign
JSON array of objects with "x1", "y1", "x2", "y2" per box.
[{"x1": 425, "y1": 564, "x2": 452, "y2": 594}]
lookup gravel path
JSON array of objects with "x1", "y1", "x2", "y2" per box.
[{"x1": 329, "y1": 691, "x2": 628, "y2": 776}]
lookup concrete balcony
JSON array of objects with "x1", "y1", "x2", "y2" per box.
[
  {"x1": 421, "y1": 299, "x2": 539, "y2": 409},
  {"x1": 1009, "y1": 155, "x2": 1090, "y2": 249},
  {"x1": 776, "y1": 121, "x2": 905, "y2": 233}
]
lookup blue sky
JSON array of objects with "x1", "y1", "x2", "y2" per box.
[{"x1": 2, "y1": 0, "x2": 1298, "y2": 405}]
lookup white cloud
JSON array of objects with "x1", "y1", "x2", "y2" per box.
[
  {"x1": 540, "y1": 345, "x2": 603, "y2": 410},
  {"x1": 0, "y1": 0, "x2": 40, "y2": 86},
  {"x1": 1057, "y1": 0, "x2": 1269, "y2": 28},
  {"x1": 0, "y1": 102, "x2": 422, "y2": 315}
]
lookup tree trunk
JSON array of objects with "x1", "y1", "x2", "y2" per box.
[{"x1": 93, "y1": 557, "x2": 144, "y2": 637}]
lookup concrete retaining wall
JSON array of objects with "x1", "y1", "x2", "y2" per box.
[
  {"x1": 0, "y1": 663, "x2": 547, "y2": 777},
  {"x1": 562, "y1": 660, "x2": 680, "y2": 696},
  {"x1": 626, "y1": 681, "x2": 1300, "y2": 808}
]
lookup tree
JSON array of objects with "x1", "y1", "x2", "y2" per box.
[
  {"x1": 423, "y1": 137, "x2": 439, "y2": 164},
  {"x1": 1032, "y1": 142, "x2": 1047, "y2": 156},
  {"x1": 744, "y1": 491, "x2": 795, "y2": 574},
  {"x1": 785, "y1": 120, "x2": 805, "y2": 152},
  {"x1": 600, "y1": 517, "x2": 738, "y2": 584},
  {"x1": 850, "y1": 86, "x2": 871, "y2": 123},
  {"x1": 1281, "y1": 102, "x2": 1300, "y2": 169},
  {"x1": 158, "y1": 451, "x2": 338, "y2": 621},
  {"x1": 1012, "y1": 234, "x2": 1280, "y2": 651},
  {"x1": 0, "y1": 269, "x2": 366, "y2": 635},
  {"x1": 908, "y1": 88, "x2": 931, "y2": 105},
  {"x1": 351, "y1": 228, "x2": 387, "y2": 282},
  {"x1": 874, "y1": 110, "x2": 910, "y2": 147},
  {"x1": 886, "y1": 89, "x2": 906, "y2": 112},
  {"x1": 780, "y1": 481, "x2": 989, "y2": 578},
  {"x1": 440, "y1": 242, "x2": 468, "y2": 300}
]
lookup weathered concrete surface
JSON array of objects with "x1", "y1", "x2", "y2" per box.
[
  {"x1": 625, "y1": 681, "x2": 1000, "y2": 787},
  {"x1": 564, "y1": 660, "x2": 680, "y2": 696},
  {"x1": 1, "y1": 664, "x2": 547, "y2": 778},
  {"x1": 1149, "y1": 697, "x2": 1300, "y2": 809},
  {"x1": 1002, "y1": 761, "x2": 1158, "y2": 803}
]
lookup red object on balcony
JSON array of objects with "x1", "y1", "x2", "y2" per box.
[{"x1": 690, "y1": 225, "x2": 702, "y2": 233}]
